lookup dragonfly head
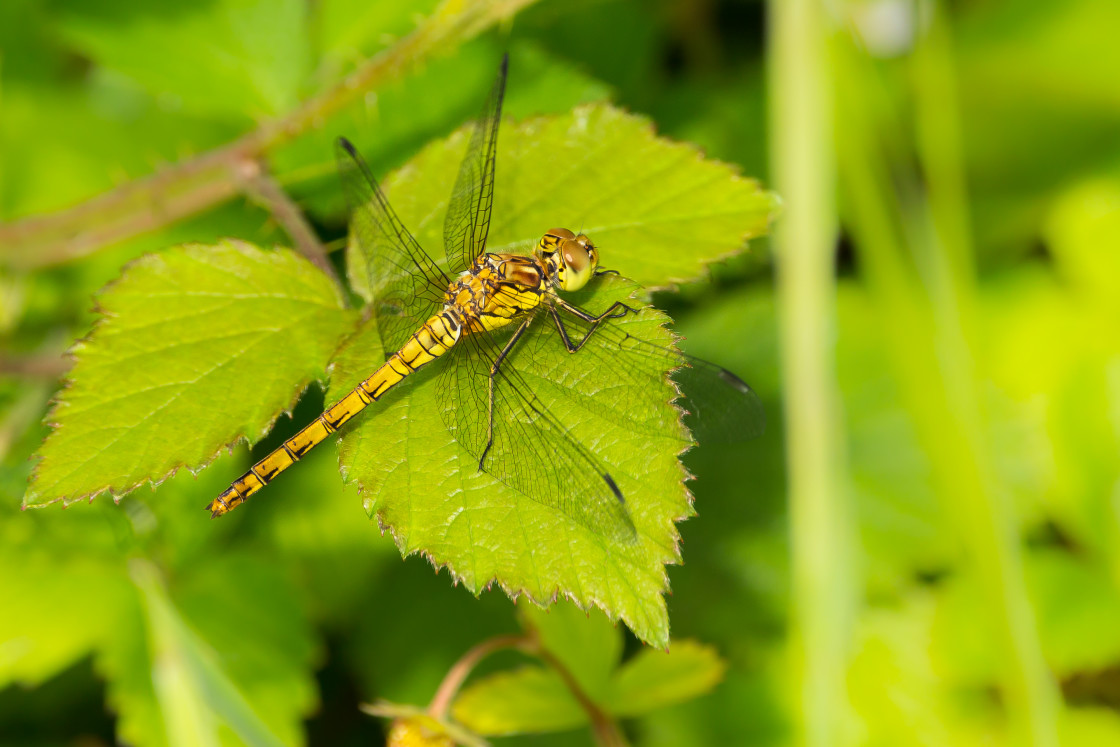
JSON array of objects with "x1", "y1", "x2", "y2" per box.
[{"x1": 539, "y1": 228, "x2": 599, "y2": 291}]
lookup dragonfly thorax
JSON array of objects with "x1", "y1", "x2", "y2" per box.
[{"x1": 536, "y1": 228, "x2": 599, "y2": 292}]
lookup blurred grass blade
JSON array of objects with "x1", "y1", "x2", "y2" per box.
[
  {"x1": 769, "y1": 0, "x2": 853, "y2": 743},
  {"x1": 132, "y1": 561, "x2": 286, "y2": 747}
]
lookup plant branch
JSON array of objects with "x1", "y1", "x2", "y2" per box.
[
  {"x1": 427, "y1": 634, "x2": 528, "y2": 719},
  {"x1": 0, "y1": 351, "x2": 69, "y2": 379},
  {"x1": 235, "y1": 159, "x2": 340, "y2": 289},
  {"x1": 0, "y1": 0, "x2": 536, "y2": 270},
  {"x1": 528, "y1": 639, "x2": 629, "y2": 747},
  {"x1": 427, "y1": 630, "x2": 628, "y2": 747}
]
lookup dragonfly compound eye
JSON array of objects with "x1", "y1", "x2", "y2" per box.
[{"x1": 560, "y1": 238, "x2": 596, "y2": 291}]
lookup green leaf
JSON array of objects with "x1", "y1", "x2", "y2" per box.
[
  {"x1": 451, "y1": 617, "x2": 724, "y2": 737},
  {"x1": 332, "y1": 105, "x2": 775, "y2": 646},
  {"x1": 0, "y1": 554, "x2": 129, "y2": 689},
  {"x1": 348, "y1": 103, "x2": 776, "y2": 296},
  {"x1": 103, "y1": 560, "x2": 316, "y2": 747},
  {"x1": 328, "y1": 276, "x2": 691, "y2": 648},
  {"x1": 24, "y1": 240, "x2": 353, "y2": 508},
  {"x1": 55, "y1": 0, "x2": 310, "y2": 119},
  {"x1": 607, "y1": 640, "x2": 725, "y2": 717},
  {"x1": 452, "y1": 665, "x2": 585, "y2": 735}
]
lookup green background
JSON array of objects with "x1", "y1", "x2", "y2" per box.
[{"x1": 3, "y1": 0, "x2": 1120, "y2": 744}]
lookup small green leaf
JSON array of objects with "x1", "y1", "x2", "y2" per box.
[
  {"x1": 452, "y1": 666, "x2": 586, "y2": 736},
  {"x1": 607, "y1": 640, "x2": 725, "y2": 717},
  {"x1": 24, "y1": 240, "x2": 353, "y2": 508},
  {"x1": 451, "y1": 633, "x2": 725, "y2": 736}
]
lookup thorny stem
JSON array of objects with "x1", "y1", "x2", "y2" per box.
[
  {"x1": 527, "y1": 638, "x2": 629, "y2": 747},
  {"x1": 235, "y1": 159, "x2": 341, "y2": 291},
  {"x1": 427, "y1": 630, "x2": 628, "y2": 747},
  {"x1": 0, "y1": 0, "x2": 534, "y2": 270},
  {"x1": 427, "y1": 634, "x2": 528, "y2": 719},
  {"x1": 0, "y1": 352, "x2": 69, "y2": 379}
]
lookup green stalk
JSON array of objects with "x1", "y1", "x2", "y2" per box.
[{"x1": 769, "y1": 0, "x2": 852, "y2": 744}]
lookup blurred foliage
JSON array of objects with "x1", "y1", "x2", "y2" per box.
[{"x1": 3, "y1": 0, "x2": 1120, "y2": 745}]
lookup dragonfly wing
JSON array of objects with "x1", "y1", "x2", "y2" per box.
[
  {"x1": 443, "y1": 55, "x2": 508, "y2": 275},
  {"x1": 337, "y1": 138, "x2": 449, "y2": 352},
  {"x1": 669, "y1": 355, "x2": 766, "y2": 442},
  {"x1": 437, "y1": 315, "x2": 639, "y2": 544},
  {"x1": 553, "y1": 281, "x2": 766, "y2": 445}
]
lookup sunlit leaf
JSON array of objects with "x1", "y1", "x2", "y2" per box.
[
  {"x1": 329, "y1": 278, "x2": 692, "y2": 647},
  {"x1": 24, "y1": 240, "x2": 353, "y2": 508},
  {"x1": 452, "y1": 607, "x2": 724, "y2": 736},
  {"x1": 452, "y1": 666, "x2": 584, "y2": 735},
  {"x1": 608, "y1": 640, "x2": 725, "y2": 717},
  {"x1": 331, "y1": 105, "x2": 774, "y2": 646}
]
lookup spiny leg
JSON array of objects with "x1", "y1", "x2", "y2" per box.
[
  {"x1": 549, "y1": 298, "x2": 635, "y2": 353},
  {"x1": 479, "y1": 316, "x2": 534, "y2": 469}
]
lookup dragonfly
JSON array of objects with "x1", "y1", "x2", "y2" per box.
[{"x1": 207, "y1": 55, "x2": 765, "y2": 541}]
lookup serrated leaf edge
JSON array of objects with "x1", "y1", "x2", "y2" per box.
[{"x1": 22, "y1": 239, "x2": 352, "y2": 510}]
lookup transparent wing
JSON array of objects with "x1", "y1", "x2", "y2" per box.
[
  {"x1": 437, "y1": 313, "x2": 639, "y2": 544},
  {"x1": 443, "y1": 55, "x2": 508, "y2": 275},
  {"x1": 432, "y1": 276, "x2": 763, "y2": 541},
  {"x1": 337, "y1": 137, "x2": 449, "y2": 352},
  {"x1": 558, "y1": 312, "x2": 767, "y2": 444},
  {"x1": 548, "y1": 288, "x2": 767, "y2": 445}
]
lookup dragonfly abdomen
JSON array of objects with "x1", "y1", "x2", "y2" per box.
[{"x1": 207, "y1": 310, "x2": 462, "y2": 517}]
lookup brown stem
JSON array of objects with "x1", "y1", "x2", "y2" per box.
[
  {"x1": 0, "y1": 0, "x2": 535, "y2": 270},
  {"x1": 235, "y1": 159, "x2": 341, "y2": 289},
  {"x1": 0, "y1": 352, "x2": 69, "y2": 379},
  {"x1": 427, "y1": 634, "x2": 528, "y2": 719},
  {"x1": 528, "y1": 640, "x2": 629, "y2": 747}
]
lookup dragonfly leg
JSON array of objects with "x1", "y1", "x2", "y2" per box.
[
  {"x1": 550, "y1": 298, "x2": 635, "y2": 353},
  {"x1": 480, "y1": 315, "x2": 534, "y2": 469}
]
